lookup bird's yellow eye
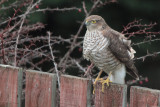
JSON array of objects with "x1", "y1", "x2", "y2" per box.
[{"x1": 91, "y1": 20, "x2": 96, "y2": 24}]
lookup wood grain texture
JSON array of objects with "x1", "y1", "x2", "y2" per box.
[
  {"x1": 60, "y1": 75, "x2": 92, "y2": 107},
  {"x1": 25, "y1": 70, "x2": 57, "y2": 107},
  {"x1": 130, "y1": 86, "x2": 160, "y2": 107},
  {"x1": 17, "y1": 68, "x2": 23, "y2": 107},
  {"x1": 94, "y1": 82, "x2": 127, "y2": 107},
  {"x1": 0, "y1": 65, "x2": 21, "y2": 107}
]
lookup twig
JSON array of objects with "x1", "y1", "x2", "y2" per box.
[
  {"x1": 47, "y1": 31, "x2": 60, "y2": 90},
  {"x1": 73, "y1": 59, "x2": 86, "y2": 72},
  {"x1": 30, "y1": 7, "x2": 80, "y2": 13},
  {"x1": 82, "y1": 2, "x2": 88, "y2": 15},
  {"x1": 132, "y1": 38, "x2": 160, "y2": 46},
  {"x1": 84, "y1": 63, "x2": 94, "y2": 76},
  {"x1": 135, "y1": 51, "x2": 160, "y2": 61}
]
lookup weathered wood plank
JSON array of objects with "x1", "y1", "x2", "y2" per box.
[
  {"x1": 25, "y1": 70, "x2": 57, "y2": 107},
  {"x1": 130, "y1": 86, "x2": 160, "y2": 107},
  {"x1": 60, "y1": 75, "x2": 92, "y2": 107},
  {"x1": 94, "y1": 82, "x2": 127, "y2": 107},
  {"x1": 0, "y1": 64, "x2": 22, "y2": 107},
  {"x1": 17, "y1": 68, "x2": 23, "y2": 107}
]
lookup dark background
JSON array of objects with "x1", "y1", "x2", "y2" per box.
[{"x1": 2, "y1": 0, "x2": 160, "y2": 89}]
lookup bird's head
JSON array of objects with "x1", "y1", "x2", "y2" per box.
[{"x1": 85, "y1": 15, "x2": 107, "y2": 31}]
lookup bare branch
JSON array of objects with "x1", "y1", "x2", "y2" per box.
[
  {"x1": 135, "y1": 51, "x2": 160, "y2": 61},
  {"x1": 73, "y1": 59, "x2": 86, "y2": 72},
  {"x1": 132, "y1": 38, "x2": 160, "y2": 46},
  {"x1": 82, "y1": 2, "x2": 88, "y2": 15},
  {"x1": 14, "y1": 0, "x2": 42, "y2": 66},
  {"x1": 0, "y1": 7, "x2": 80, "y2": 26},
  {"x1": 48, "y1": 31, "x2": 60, "y2": 90}
]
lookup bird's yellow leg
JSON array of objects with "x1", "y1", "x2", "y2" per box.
[
  {"x1": 102, "y1": 71, "x2": 112, "y2": 92},
  {"x1": 93, "y1": 70, "x2": 103, "y2": 85},
  {"x1": 93, "y1": 70, "x2": 103, "y2": 94}
]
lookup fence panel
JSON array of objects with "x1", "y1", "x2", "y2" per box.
[
  {"x1": 0, "y1": 65, "x2": 23, "y2": 107},
  {"x1": 130, "y1": 86, "x2": 160, "y2": 107},
  {"x1": 25, "y1": 70, "x2": 57, "y2": 107},
  {"x1": 94, "y1": 82, "x2": 127, "y2": 107},
  {"x1": 60, "y1": 75, "x2": 92, "y2": 107},
  {"x1": 2, "y1": 64, "x2": 160, "y2": 107}
]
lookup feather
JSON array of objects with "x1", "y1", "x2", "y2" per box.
[{"x1": 103, "y1": 28, "x2": 139, "y2": 80}]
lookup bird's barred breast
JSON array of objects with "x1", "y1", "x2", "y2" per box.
[
  {"x1": 83, "y1": 30, "x2": 122, "y2": 73},
  {"x1": 83, "y1": 30, "x2": 109, "y2": 60},
  {"x1": 90, "y1": 48, "x2": 122, "y2": 74}
]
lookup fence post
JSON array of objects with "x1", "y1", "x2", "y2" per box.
[
  {"x1": 0, "y1": 64, "x2": 23, "y2": 107},
  {"x1": 60, "y1": 75, "x2": 92, "y2": 107},
  {"x1": 94, "y1": 82, "x2": 127, "y2": 107},
  {"x1": 25, "y1": 70, "x2": 57, "y2": 107},
  {"x1": 130, "y1": 86, "x2": 160, "y2": 107}
]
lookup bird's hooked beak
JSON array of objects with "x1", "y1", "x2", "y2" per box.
[{"x1": 85, "y1": 20, "x2": 90, "y2": 26}]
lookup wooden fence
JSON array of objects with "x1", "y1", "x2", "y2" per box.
[{"x1": 0, "y1": 64, "x2": 160, "y2": 107}]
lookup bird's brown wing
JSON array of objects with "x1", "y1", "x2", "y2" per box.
[{"x1": 103, "y1": 29, "x2": 139, "y2": 79}]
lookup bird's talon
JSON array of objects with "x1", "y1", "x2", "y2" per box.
[
  {"x1": 93, "y1": 78, "x2": 103, "y2": 94},
  {"x1": 93, "y1": 86, "x2": 95, "y2": 94},
  {"x1": 101, "y1": 78, "x2": 112, "y2": 92},
  {"x1": 93, "y1": 70, "x2": 103, "y2": 94}
]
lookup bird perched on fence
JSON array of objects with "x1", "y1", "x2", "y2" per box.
[{"x1": 83, "y1": 15, "x2": 139, "y2": 92}]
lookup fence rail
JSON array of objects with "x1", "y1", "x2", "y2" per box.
[{"x1": 0, "y1": 64, "x2": 160, "y2": 107}]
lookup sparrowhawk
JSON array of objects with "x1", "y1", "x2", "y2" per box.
[{"x1": 83, "y1": 15, "x2": 139, "y2": 92}]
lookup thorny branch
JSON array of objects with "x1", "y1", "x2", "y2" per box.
[
  {"x1": 122, "y1": 19, "x2": 160, "y2": 39},
  {"x1": 121, "y1": 19, "x2": 160, "y2": 62},
  {"x1": 48, "y1": 31, "x2": 60, "y2": 90},
  {"x1": 0, "y1": 7, "x2": 80, "y2": 26},
  {"x1": 73, "y1": 59, "x2": 86, "y2": 73},
  {"x1": 135, "y1": 51, "x2": 160, "y2": 61},
  {"x1": 14, "y1": 0, "x2": 42, "y2": 66}
]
